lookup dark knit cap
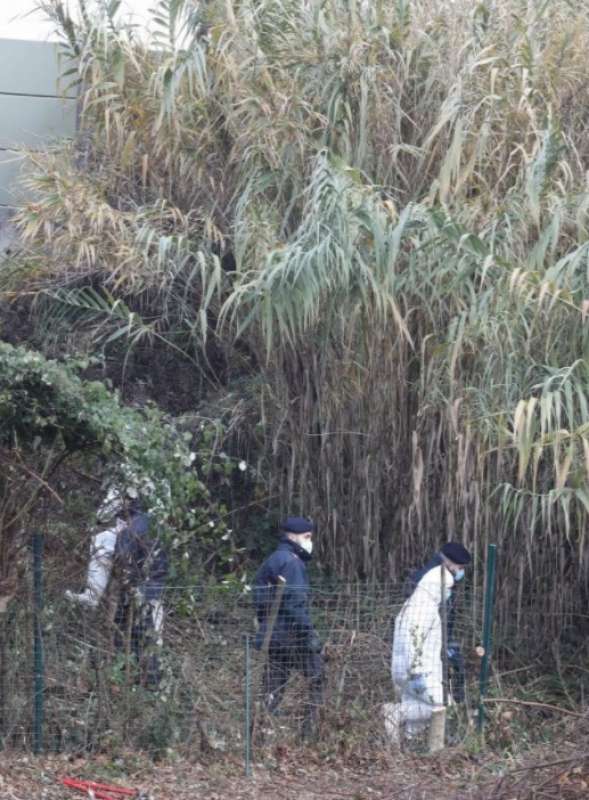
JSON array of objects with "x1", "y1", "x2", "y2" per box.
[
  {"x1": 441, "y1": 542, "x2": 471, "y2": 565},
  {"x1": 281, "y1": 516, "x2": 315, "y2": 534}
]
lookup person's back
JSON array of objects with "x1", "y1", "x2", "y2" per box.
[
  {"x1": 112, "y1": 508, "x2": 168, "y2": 688},
  {"x1": 253, "y1": 536, "x2": 312, "y2": 650},
  {"x1": 115, "y1": 510, "x2": 168, "y2": 600},
  {"x1": 403, "y1": 554, "x2": 443, "y2": 599}
]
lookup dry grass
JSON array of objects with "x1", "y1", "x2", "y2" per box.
[{"x1": 2, "y1": 0, "x2": 589, "y2": 642}]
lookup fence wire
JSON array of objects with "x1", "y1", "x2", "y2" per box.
[
  {"x1": 1, "y1": 559, "x2": 588, "y2": 760},
  {"x1": 0, "y1": 576, "x2": 484, "y2": 756}
]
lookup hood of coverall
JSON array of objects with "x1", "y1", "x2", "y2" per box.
[
  {"x1": 96, "y1": 486, "x2": 142, "y2": 524},
  {"x1": 412, "y1": 563, "x2": 455, "y2": 608},
  {"x1": 96, "y1": 487, "x2": 125, "y2": 523}
]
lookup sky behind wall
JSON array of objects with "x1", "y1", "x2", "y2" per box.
[{"x1": 0, "y1": 1, "x2": 153, "y2": 41}]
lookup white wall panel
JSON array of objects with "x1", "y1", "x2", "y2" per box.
[
  {"x1": 0, "y1": 38, "x2": 77, "y2": 204},
  {"x1": 0, "y1": 38, "x2": 76, "y2": 97},
  {"x1": 0, "y1": 94, "x2": 77, "y2": 149},
  {"x1": 0, "y1": 150, "x2": 28, "y2": 206}
]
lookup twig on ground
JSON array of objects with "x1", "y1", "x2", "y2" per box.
[
  {"x1": 482, "y1": 697, "x2": 586, "y2": 718},
  {"x1": 508, "y1": 753, "x2": 589, "y2": 774}
]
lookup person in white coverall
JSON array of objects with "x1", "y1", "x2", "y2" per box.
[
  {"x1": 385, "y1": 564, "x2": 454, "y2": 745},
  {"x1": 65, "y1": 488, "x2": 127, "y2": 609}
]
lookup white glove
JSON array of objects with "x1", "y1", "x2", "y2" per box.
[{"x1": 64, "y1": 589, "x2": 100, "y2": 608}]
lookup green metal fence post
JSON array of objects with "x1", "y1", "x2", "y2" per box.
[
  {"x1": 244, "y1": 634, "x2": 252, "y2": 777},
  {"x1": 32, "y1": 533, "x2": 44, "y2": 755},
  {"x1": 478, "y1": 543, "x2": 497, "y2": 734},
  {"x1": 440, "y1": 566, "x2": 449, "y2": 708}
]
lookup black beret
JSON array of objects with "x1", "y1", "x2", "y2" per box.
[
  {"x1": 441, "y1": 542, "x2": 471, "y2": 565},
  {"x1": 281, "y1": 516, "x2": 314, "y2": 534}
]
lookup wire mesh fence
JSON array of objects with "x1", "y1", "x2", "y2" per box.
[
  {"x1": 1, "y1": 558, "x2": 486, "y2": 761},
  {"x1": 2, "y1": 537, "x2": 588, "y2": 765}
]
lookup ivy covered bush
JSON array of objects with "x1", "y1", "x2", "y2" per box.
[{"x1": 0, "y1": 341, "x2": 241, "y2": 587}]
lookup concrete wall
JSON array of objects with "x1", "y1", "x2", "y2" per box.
[
  {"x1": 0, "y1": 38, "x2": 77, "y2": 208},
  {"x1": 0, "y1": 206, "x2": 17, "y2": 259}
]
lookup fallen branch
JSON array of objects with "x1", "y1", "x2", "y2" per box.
[
  {"x1": 508, "y1": 752, "x2": 589, "y2": 774},
  {"x1": 482, "y1": 697, "x2": 586, "y2": 718}
]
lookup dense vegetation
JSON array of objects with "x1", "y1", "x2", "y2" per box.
[
  {"x1": 2, "y1": 0, "x2": 589, "y2": 653},
  {"x1": 0, "y1": 340, "x2": 240, "y2": 599}
]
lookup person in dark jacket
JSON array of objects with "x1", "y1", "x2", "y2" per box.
[
  {"x1": 253, "y1": 516, "x2": 323, "y2": 738},
  {"x1": 65, "y1": 487, "x2": 168, "y2": 688},
  {"x1": 112, "y1": 497, "x2": 168, "y2": 688},
  {"x1": 404, "y1": 542, "x2": 471, "y2": 703}
]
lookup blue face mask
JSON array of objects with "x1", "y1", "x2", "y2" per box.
[{"x1": 454, "y1": 568, "x2": 465, "y2": 582}]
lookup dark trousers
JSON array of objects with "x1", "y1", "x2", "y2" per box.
[
  {"x1": 114, "y1": 593, "x2": 162, "y2": 688},
  {"x1": 263, "y1": 644, "x2": 324, "y2": 736},
  {"x1": 448, "y1": 648, "x2": 466, "y2": 703}
]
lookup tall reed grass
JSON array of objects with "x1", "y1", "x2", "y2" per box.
[{"x1": 5, "y1": 0, "x2": 589, "y2": 639}]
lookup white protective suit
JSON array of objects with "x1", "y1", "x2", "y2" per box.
[
  {"x1": 385, "y1": 564, "x2": 454, "y2": 744},
  {"x1": 65, "y1": 516, "x2": 164, "y2": 643},
  {"x1": 64, "y1": 521, "x2": 123, "y2": 608},
  {"x1": 64, "y1": 489, "x2": 127, "y2": 608}
]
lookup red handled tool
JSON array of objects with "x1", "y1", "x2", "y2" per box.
[{"x1": 60, "y1": 777, "x2": 141, "y2": 799}]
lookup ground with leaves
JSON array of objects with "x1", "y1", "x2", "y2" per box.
[{"x1": 2, "y1": 723, "x2": 589, "y2": 800}]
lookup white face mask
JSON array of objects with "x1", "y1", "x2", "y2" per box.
[
  {"x1": 299, "y1": 539, "x2": 313, "y2": 555},
  {"x1": 454, "y1": 568, "x2": 465, "y2": 582}
]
